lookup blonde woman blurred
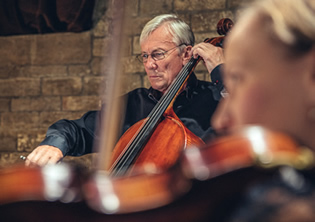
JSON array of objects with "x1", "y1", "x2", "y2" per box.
[{"x1": 212, "y1": 0, "x2": 315, "y2": 221}]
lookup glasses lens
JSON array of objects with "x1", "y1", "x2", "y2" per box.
[
  {"x1": 137, "y1": 54, "x2": 145, "y2": 63},
  {"x1": 137, "y1": 44, "x2": 186, "y2": 63},
  {"x1": 152, "y1": 52, "x2": 165, "y2": 61}
]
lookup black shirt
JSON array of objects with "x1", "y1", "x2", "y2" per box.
[{"x1": 40, "y1": 72, "x2": 221, "y2": 156}]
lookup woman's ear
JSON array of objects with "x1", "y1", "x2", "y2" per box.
[
  {"x1": 305, "y1": 48, "x2": 315, "y2": 103},
  {"x1": 311, "y1": 49, "x2": 315, "y2": 82},
  {"x1": 305, "y1": 49, "x2": 315, "y2": 123}
]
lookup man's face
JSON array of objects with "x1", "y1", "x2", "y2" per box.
[{"x1": 140, "y1": 24, "x2": 188, "y2": 93}]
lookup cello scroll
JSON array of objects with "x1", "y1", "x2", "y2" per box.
[{"x1": 205, "y1": 18, "x2": 234, "y2": 47}]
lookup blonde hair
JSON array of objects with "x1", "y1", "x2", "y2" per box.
[{"x1": 247, "y1": 0, "x2": 315, "y2": 54}]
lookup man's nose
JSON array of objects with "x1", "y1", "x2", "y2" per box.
[{"x1": 145, "y1": 56, "x2": 157, "y2": 69}]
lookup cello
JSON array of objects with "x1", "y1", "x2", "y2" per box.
[{"x1": 107, "y1": 18, "x2": 234, "y2": 177}]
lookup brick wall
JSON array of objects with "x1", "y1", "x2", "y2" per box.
[{"x1": 0, "y1": 0, "x2": 252, "y2": 167}]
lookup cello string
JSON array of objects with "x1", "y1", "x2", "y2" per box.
[
  {"x1": 113, "y1": 58, "x2": 197, "y2": 171},
  {"x1": 112, "y1": 57, "x2": 198, "y2": 174}
]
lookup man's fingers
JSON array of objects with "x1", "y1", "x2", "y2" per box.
[{"x1": 25, "y1": 145, "x2": 63, "y2": 167}]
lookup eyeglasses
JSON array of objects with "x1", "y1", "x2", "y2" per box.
[{"x1": 136, "y1": 43, "x2": 186, "y2": 63}]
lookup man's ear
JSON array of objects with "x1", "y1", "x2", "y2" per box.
[{"x1": 182, "y1": 45, "x2": 192, "y2": 65}]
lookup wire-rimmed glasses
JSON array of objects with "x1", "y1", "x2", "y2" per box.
[{"x1": 136, "y1": 43, "x2": 186, "y2": 63}]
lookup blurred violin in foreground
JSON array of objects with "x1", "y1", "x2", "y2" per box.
[{"x1": 0, "y1": 126, "x2": 313, "y2": 222}]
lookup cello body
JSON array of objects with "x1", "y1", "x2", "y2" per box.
[{"x1": 109, "y1": 109, "x2": 204, "y2": 176}]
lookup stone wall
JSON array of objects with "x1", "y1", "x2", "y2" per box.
[{"x1": 0, "y1": 0, "x2": 252, "y2": 167}]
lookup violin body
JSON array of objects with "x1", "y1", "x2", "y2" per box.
[
  {"x1": 0, "y1": 167, "x2": 277, "y2": 222},
  {"x1": 1, "y1": 126, "x2": 313, "y2": 222}
]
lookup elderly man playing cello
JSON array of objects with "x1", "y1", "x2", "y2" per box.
[{"x1": 26, "y1": 14, "x2": 224, "y2": 167}]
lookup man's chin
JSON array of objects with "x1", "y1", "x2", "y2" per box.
[{"x1": 151, "y1": 84, "x2": 167, "y2": 93}]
